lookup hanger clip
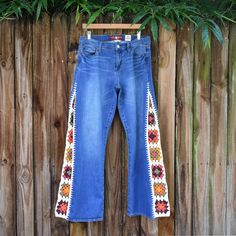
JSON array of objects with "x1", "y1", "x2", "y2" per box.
[
  {"x1": 137, "y1": 31, "x2": 141, "y2": 40},
  {"x1": 87, "y1": 30, "x2": 91, "y2": 39}
]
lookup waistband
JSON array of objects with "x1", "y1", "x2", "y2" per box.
[{"x1": 79, "y1": 34, "x2": 151, "y2": 50}]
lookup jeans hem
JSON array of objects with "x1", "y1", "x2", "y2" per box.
[
  {"x1": 56, "y1": 215, "x2": 104, "y2": 222},
  {"x1": 127, "y1": 212, "x2": 170, "y2": 219},
  {"x1": 68, "y1": 216, "x2": 104, "y2": 222}
]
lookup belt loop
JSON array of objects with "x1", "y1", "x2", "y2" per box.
[
  {"x1": 127, "y1": 42, "x2": 131, "y2": 53},
  {"x1": 98, "y1": 41, "x2": 102, "y2": 53}
]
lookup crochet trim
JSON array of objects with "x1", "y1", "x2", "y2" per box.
[
  {"x1": 146, "y1": 82, "x2": 171, "y2": 217},
  {"x1": 55, "y1": 83, "x2": 77, "y2": 219}
]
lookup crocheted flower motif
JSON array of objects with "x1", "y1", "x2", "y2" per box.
[
  {"x1": 155, "y1": 199, "x2": 169, "y2": 214},
  {"x1": 63, "y1": 165, "x2": 72, "y2": 180},
  {"x1": 65, "y1": 147, "x2": 72, "y2": 163},
  {"x1": 154, "y1": 182, "x2": 166, "y2": 197},
  {"x1": 148, "y1": 130, "x2": 159, "y2": 143},
  {"x1": 56, "y1": 200, "x2": 68, "y2": 215},
  {"x1": 67, "y1": 129, "x2": 73, "y2": 144},
  {"x1": 149, "y1": 147, "x2": 161, "y2": 161},
  {"x1": 60, "y1": 183, "x2": 70, "y2": 198},
  {"x1": 152, "y1": 164, "x2": 164, "y2": 179},
  {"x1": 148, "y1": 112, "x2": 155, "y2": 125}
]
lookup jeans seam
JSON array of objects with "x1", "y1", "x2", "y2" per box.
[{"x1": 117, "y1": 98, "x2": 132, "y2": 213}]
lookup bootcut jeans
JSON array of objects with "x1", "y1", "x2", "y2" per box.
[{"x1": 54, "y1": 34, "x2": 171, "y2": 222}]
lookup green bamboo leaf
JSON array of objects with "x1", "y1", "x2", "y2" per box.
[
  {"x1": 151, "y1": 18, "x2": 158, "y2": 41},
  {"x1": 36, "y1": 1, "x2": 42, "y2": 20},
  {"x1": 137, "y1": 15, "x2": 152, "y2": 31},
  {"x1": 41, "y1": 0, "x2": 47, "y2": 10},
  {"x1": 18, "y1": 7, "x2": 22, "y2": 17},
  {"x1": 208, "y1": 20, "x2": 223, "y2": 43},
  {"x1": 156, "y1": 16, "x2": 170, "y2": 31},
  {"x1": 132, "y1": 10, "x2": 149, "y2": 24},
  {"x1": 202, "y1": 24, "x2": 211, "y2": 48},
  {"x1": 86, "y1": 8, "x2": 103, "y2": 27},
  {"x1": 64, "y1": 0, "x2": 75, "y2": 10},
  {"x1": 213, "y1": 10, "x2": 236, "y2": 23},
  {"x1": 19, "y1": 2, "x2": 32, "y2": 14},
  {"x1": 75, "y1": 5, "x2": 80, "y2": 24}
]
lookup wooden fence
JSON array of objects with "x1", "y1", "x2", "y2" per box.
[{"x1": 0, "y1": 13, "x2": 236, "y2": 236}]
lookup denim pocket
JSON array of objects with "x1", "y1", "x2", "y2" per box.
[{"x1": 81, "y1": 44, "x2": 98, "y2": 56}]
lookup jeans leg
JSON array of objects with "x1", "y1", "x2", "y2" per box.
[
  {"x1": 55, "y1": 50, "x2": 117, "y2": 221},
  {"x1": 118, "y1": 49, "x2": 171, "y2": 219}
]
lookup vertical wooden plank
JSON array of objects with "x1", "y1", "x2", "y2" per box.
[
  {"x1": 50, "y1": 13, "x2": 70, "y2": 236},
  {"x1": 175, "y1": 24, "x2": 194, "y2": 235},
  {"x1": 157, "y1": 23, "x2": 176, "y2": 236},
  {"x1": 68, "y1": 14, "x2": 87, "y2": 236},
  {"x1": 192, "y1": 30, "x2": 211, "y2": 235},
  {"x1": 209, "y1": 25, "x2": 228, "y2": 235},
  {"x1": 33, "y1": 13, "x2": 52, "y2": 236},
  {"x1": 0, "y1": 20, "x2": 15, "y2": 236},
  {"x1": 227, "y1": 23, "x2": 236, "y2": 235},
  {"x1": 15, "y1": 18, "x2": 34, "y2": 236}
]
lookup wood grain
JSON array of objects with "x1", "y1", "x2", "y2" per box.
[
  {"x1": 226, "y1": 23, "x2": 236, "y2": 235},
  {"x1": 157, "y1": 22, "x2": 176, "y2": 236},
  {"x1": 0, "y1": 19, "x2": 15, "y2": 236},
  {"x1": 209, "y1": 25, "x2": 228, "y2": 235},
  {"x1": 175, "y1": 23, "x2": 194, "y2": 235},
  {"x1": 15, "y1": 18, "x2": 34, "y2": 236},
  {"x1": 33, "y1": 13, "x2": 52, "y2": 236},
  {"x1": 50, "y1": 13, "x2": 70, "y2": 236},
  {"x1": 192, "y1": 29, "x2": 211, "y2": 235}
]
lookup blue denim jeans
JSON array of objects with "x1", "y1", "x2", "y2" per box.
[{"x1": 55, "y1": 34, "x2": 170, "y2": 222}]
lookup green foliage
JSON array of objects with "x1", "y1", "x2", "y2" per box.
[{"x1": 0, "y1": 0, "x2": 235, "y2": 47}]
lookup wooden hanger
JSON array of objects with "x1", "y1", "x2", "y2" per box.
[{"x1": 82, "y1": 23, "x2": 143, "y2": 40}]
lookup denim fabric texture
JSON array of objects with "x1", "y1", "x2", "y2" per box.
[{"x1": 55, "y1": 34, "x2": 171, "y2": 222}]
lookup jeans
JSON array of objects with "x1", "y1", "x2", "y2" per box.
[{"x1": 55, "y1": 34, "x2": 171, "y2": 222}]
